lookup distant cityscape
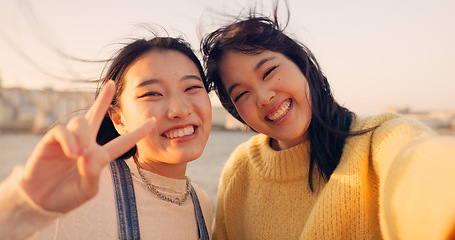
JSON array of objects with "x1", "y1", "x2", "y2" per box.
[
  {"x1": 0, "y1": 82, "x2": 454, "y2": 135},
  {"x1": 383, "y1": 106, "x2": 455, "y2": 135},
  {"x1": 0, "y1": 85, "x2": 94, "y2": 133},
  {"x1": 0, "y1": 82, "x2": 240, "y2": 133}
]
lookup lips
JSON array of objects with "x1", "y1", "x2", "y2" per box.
[
  {"x1": 266, "y1": 99, "x2": 291, "y2": 122},
  {"x1": 163, "y1": 125, "x2": 195, "y2": 139}
]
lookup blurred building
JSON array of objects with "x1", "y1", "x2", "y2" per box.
[
  {"x1": 384, "y1": 106, "x2": 455, "y2": 135},
  {"x1": 0, "y1": 83, "x2": 244, "y2": 133},
  {"x1": 0, "y1": 84, "x2": 94, "y2": 133}
]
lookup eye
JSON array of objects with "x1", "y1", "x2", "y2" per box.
[
  {"x1": 185, "y1": 85, "x2": 204, "y2": 92},
  {"x1": 138, "y1": 92, "x2": 162, "y2": 98},
  {"x1": 234, "y1": 91, "x2": 249, "y2": 102},
  {"x1": 263, "y1": 65, "x2": 278, "y2": 80}
]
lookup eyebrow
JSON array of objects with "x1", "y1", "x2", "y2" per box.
[
  {"x1": 227, "y1": 56, "x2": 276, "y2": 95},
  {"x1": 136, "y1": 75, "x2": 202, "y2": 89},
  {"x1": 254, "y1": 56, "x2": 276, "y2": 71},
  {"x1": 182, "y1": 74, "x2": 202, "y2": 81},
  {"x1": 136, "y1": 79, "x2": 160, "y2": 88},
  {"x1": 227, "y1": 83, "x2": 240, "y2": 96}
]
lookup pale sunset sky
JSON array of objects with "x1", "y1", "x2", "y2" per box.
[{"x1": 0, "y1": 0, "x2": 454, "y2": 115}]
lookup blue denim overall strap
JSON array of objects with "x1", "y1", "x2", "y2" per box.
[
  {"x1": 190, "y1": 185, "x2": 210, "y2": 240},
  {"x1": 110, "y1": 159, "x2": 141, "y2": 240}
]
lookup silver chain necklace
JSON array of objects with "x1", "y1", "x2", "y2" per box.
[{"x1": 134, "y1": 158, "x2": 191, "y2": 206}]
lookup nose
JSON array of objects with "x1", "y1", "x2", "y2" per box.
[
  {"x1": 256, "y1": 86, "x2": 275, "y2": 107},
  {"x1": 166, "y1": 94, "x2": 192, "y2": 119}
]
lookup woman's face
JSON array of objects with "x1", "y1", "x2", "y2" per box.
[
  {"x1": 111, "y1": 50, "x2": 211, "y2": 173},
  {"x1": 219, "y1": 50, "x2": 312, "y2": 150}
]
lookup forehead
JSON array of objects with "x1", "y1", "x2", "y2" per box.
[
  {"x1": 221, "y1": 50, "x2": 278, "y2": 68},
  {"x1": 219, "y1": 50, "x2": 279, "y2": 78},
  {"x1": 124, "y1": 49, "x2": 200, "y2": 85}
]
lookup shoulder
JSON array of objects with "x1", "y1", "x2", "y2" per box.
[
  {"x1": 349, "y1": 112, "x2": 436, "y2": 153},
  {"x1": 216, "y1": 134, "x2": 266, "y2": 191},
  {"x1": 352, "y1": 113, "x2": 435, "y2": 144},
  {"x1": 353, "y1": 112, "x2": 431, "y2": 131},
  {"x1": 221, "y1": 134, "x2": 267, "y2": 176},
  {"x1": 229, "y1": 133, "x2": 268, "y2": 161},
  {"x1": 352, "y1": 112, "x2": 410, "y2": 131},
  {"x1": 347, "y1": 113, "x2": 441, "y2": 177}
]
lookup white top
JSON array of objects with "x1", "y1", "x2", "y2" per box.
[{"x1": 0, "y1": 158, "x2": 212, "y2": 240}]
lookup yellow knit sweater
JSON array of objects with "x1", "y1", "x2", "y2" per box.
[{"x1": 213, "y1": 113, "x2": 455, "y2": 240}]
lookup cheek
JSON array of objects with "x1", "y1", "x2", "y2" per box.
[
  {"x1": 286, "y1": 74, "x2": 311, "y2": 105},
  {"x1": 302, "y1": 81, "x2": 311, "y2": 106},
  {"x1": 234, "y1": 102, "x2": 255, "y2": 123},
  {"x1": 199, "y1": 97, "x2": 213, "y2": 122},
  {"x1": 127, "y1": 103, "x2": 160, "y2": 124}
]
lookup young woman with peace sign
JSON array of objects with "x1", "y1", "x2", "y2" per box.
[{"x1": 0, "y1": 36, "x2": 212, "y2": 240}]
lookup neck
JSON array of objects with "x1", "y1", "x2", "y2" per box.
[{"x1": 133, "y1": 156, "x2": 187, "y2": 179}]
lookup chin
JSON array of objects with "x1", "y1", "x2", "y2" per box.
[{"x1": 168, "y1": 151, "x2": 203, "y2": 164}]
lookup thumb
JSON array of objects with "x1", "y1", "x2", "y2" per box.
[
  {"x1": 78, "y1": 117, "x2": 155, "y2": 181},
  {"x1": 104, "y1": 117, "x2": 156, "y2": 161}
]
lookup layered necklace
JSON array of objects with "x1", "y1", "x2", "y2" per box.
[{"x1": 133, "y1": 157, "x2": 191, "y2": 206}]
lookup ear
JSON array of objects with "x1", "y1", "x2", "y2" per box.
[{"x1": 108, "y1": 107, "x2": 126, "y2": 135}]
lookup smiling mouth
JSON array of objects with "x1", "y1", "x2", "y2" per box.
[
  {"x1": 163, "y1": 125, "x2": 195, "y2": 139},
  {"x1": 266, "y1": 99, "x2": 291, "y2": 122}
]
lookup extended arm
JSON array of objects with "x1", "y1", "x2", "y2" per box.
[
  {"x1": 370, "y1": 117, "x2": 455, "y2": 239},
  {"x1": 0, "y1": 81, "x2": 155, "y2": 239}
]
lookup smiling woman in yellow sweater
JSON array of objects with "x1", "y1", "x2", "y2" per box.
[{"x1": 201, "y1": 8, "x2": 455, "y2": 240}]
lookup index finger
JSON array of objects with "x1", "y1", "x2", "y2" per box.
[{"x1": 85, "y1": 81, "x2": 116, "y2": 134}]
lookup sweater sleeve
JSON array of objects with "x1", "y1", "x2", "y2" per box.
[
  {"x1": 0, "y1": 166, "x2": 62, "y2": 240},
  {"x1": 212, "y1": 167, "x2": 228, "y2": 240},
  {"x1": 212, "y1": 142, "x2": 248, "y2": 240},
  {"x1": 370, "y1": 116, "x2": 455, "y2": 239}
]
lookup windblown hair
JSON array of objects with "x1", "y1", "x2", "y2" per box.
[
  {"x1": 201, "y1": 12, "x2": 357, "y2": 191},
  {"x1": 96, "y1": 36, "x2": 208, "y2": 159}
]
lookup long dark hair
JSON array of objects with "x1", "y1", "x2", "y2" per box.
[
  {"x1": 96, "y1": 36, "x2": 208, "y2": 160},
  {"x1": 202, "y1": 12, "x2": 357, "y2": 191}
]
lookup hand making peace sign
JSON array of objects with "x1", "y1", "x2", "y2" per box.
[{"x1": 19, "y1": 81, "x2": 155, "y2": 213}]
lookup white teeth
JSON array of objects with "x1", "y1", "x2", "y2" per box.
[
  {"x1": 267, "y1": 100, "x2": 291, "y2": 121},
  {"x1": 164, "y1": 126, "x2": 195, "y2": 139}
]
